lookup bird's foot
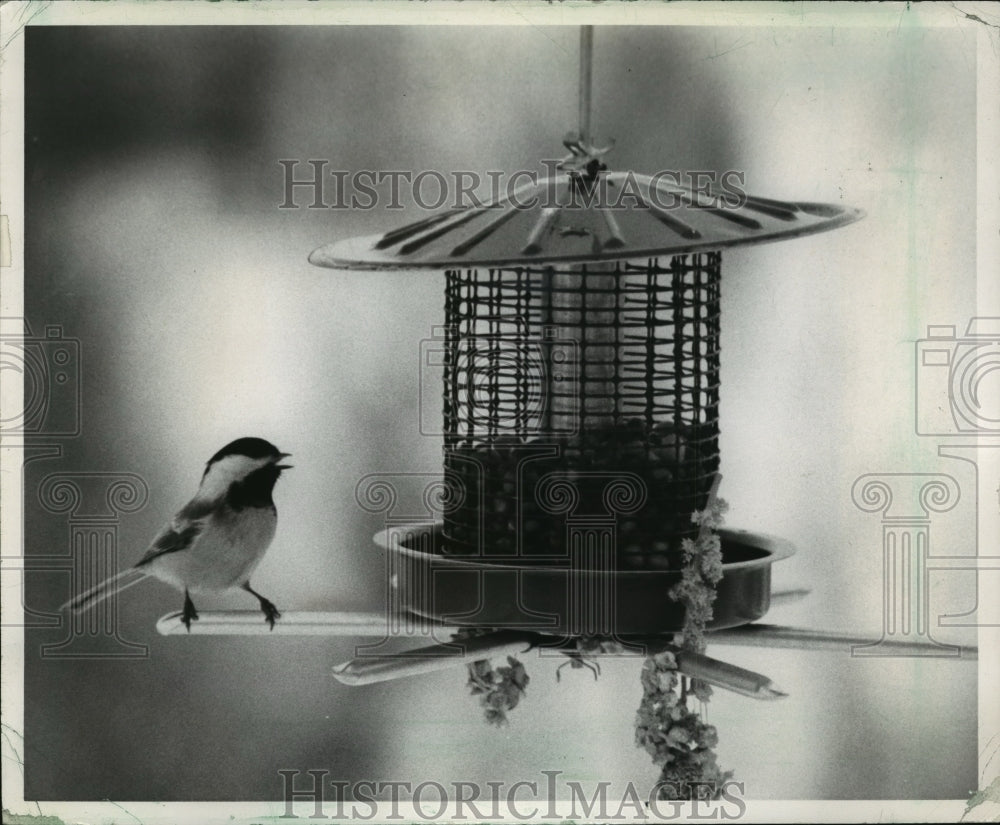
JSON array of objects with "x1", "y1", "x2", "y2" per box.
[
  {"x1": 261, "y1": 598, "x2": 281, "y2": 631},
  {"x1": 243, "y1": 583, "x2": 280, "y2": 631},
  {"x1": 181, "y1": 591, "x2": 199, "y2": 633}
]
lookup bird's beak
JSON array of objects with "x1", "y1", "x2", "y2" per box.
[{"x1": 275, "y1": 452, "x2": 292, "y2": 470}]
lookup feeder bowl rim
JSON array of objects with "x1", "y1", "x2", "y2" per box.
[{"x1": 372, "y1": 522, "x2": 795, "y2": 574}]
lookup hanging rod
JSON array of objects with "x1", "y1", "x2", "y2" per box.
[{"x1": 578, "y1": 25, "x2": 593, "y2": 145}]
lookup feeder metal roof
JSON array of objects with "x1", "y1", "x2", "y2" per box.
[{"x1": 309, "y1": 172, "x2": 864, "y2": 271}]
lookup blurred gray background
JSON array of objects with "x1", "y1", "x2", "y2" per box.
[{"x1": 23, "y1": 24, "x2": 978, "y2": 800}]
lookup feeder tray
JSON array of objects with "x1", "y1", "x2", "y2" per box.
[{"x1": 373, "y1": 522, "x2": 793, "y2": 636}]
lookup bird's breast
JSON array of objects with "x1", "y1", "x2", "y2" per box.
[{"x1": 152, "y1": 505, "x2": 277, "y2": 593}]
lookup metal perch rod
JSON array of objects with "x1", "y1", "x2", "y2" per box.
[
  {"x1": 153, "y1": 590, "x2": 978, "y2": 660},
  {"x1": 156, "y1": 589, "x2": 810, "y2": 638},
  {"x1": 154, "y1": 611, "x2": 464, "y2": 637},
  {"x1": 155, "y1": 588, "x2": 810, "y2": 636}
]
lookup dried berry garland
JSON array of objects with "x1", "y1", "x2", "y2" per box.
[
  {"x1": 635, "y1": 494, "x2": 733, "y2": 799},
  {"x1": 466, "y1": 656, "x2": 530, "y2": 727},
  {"x1": 635, "y1": 651, "x2": 732, "y2": 800}
]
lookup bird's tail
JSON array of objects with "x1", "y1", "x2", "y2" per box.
[{"x1": 60, "y1": 568, "x2": 147, "y2": 614}]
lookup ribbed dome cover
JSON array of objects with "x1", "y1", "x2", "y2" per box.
[{"x1": 309, "y1": 171, "x2": 864, "y2": 271}]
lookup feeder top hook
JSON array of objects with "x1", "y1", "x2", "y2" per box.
[
  {"x1": 308, "y1": 25, "x2": 865, "y2": 271},
  {"x1": 559, "y1": 26, "x2": 615, "y2": 187}
]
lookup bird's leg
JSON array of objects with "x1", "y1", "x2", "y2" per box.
[
  {"x1": 181, "y1": 589, "x2": 199, "y2": 632},
  {"x1": 242, "y1": 582, "x2": 281, "y2": 630}
]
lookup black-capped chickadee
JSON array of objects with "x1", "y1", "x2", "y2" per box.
[{"x1": 61, "y1": 437, "x2": 291, "y2": 631}]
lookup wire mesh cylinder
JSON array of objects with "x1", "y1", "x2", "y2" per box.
[{"x1": 441, "y1": 252, "x2": 721, "y2": 567}]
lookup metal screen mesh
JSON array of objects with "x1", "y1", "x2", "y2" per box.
[{"x1": 441, "y1": 252, "x2": 721, "y2": 567}]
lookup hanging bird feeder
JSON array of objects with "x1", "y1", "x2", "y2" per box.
[
  {"x1": 306, "y1": 27, "x2": 863, "y2": 642},
  {"x1": 157, "y1": 27, "x2": 974, "y2": 699}
]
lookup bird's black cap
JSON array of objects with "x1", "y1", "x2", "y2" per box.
[{"x1": 207, "y1": 437, "x2": 285, "y2": 466}]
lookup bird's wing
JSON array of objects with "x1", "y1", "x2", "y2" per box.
[{"x1": 134, "y1": 498, "x2": 215, "y2": 568}]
